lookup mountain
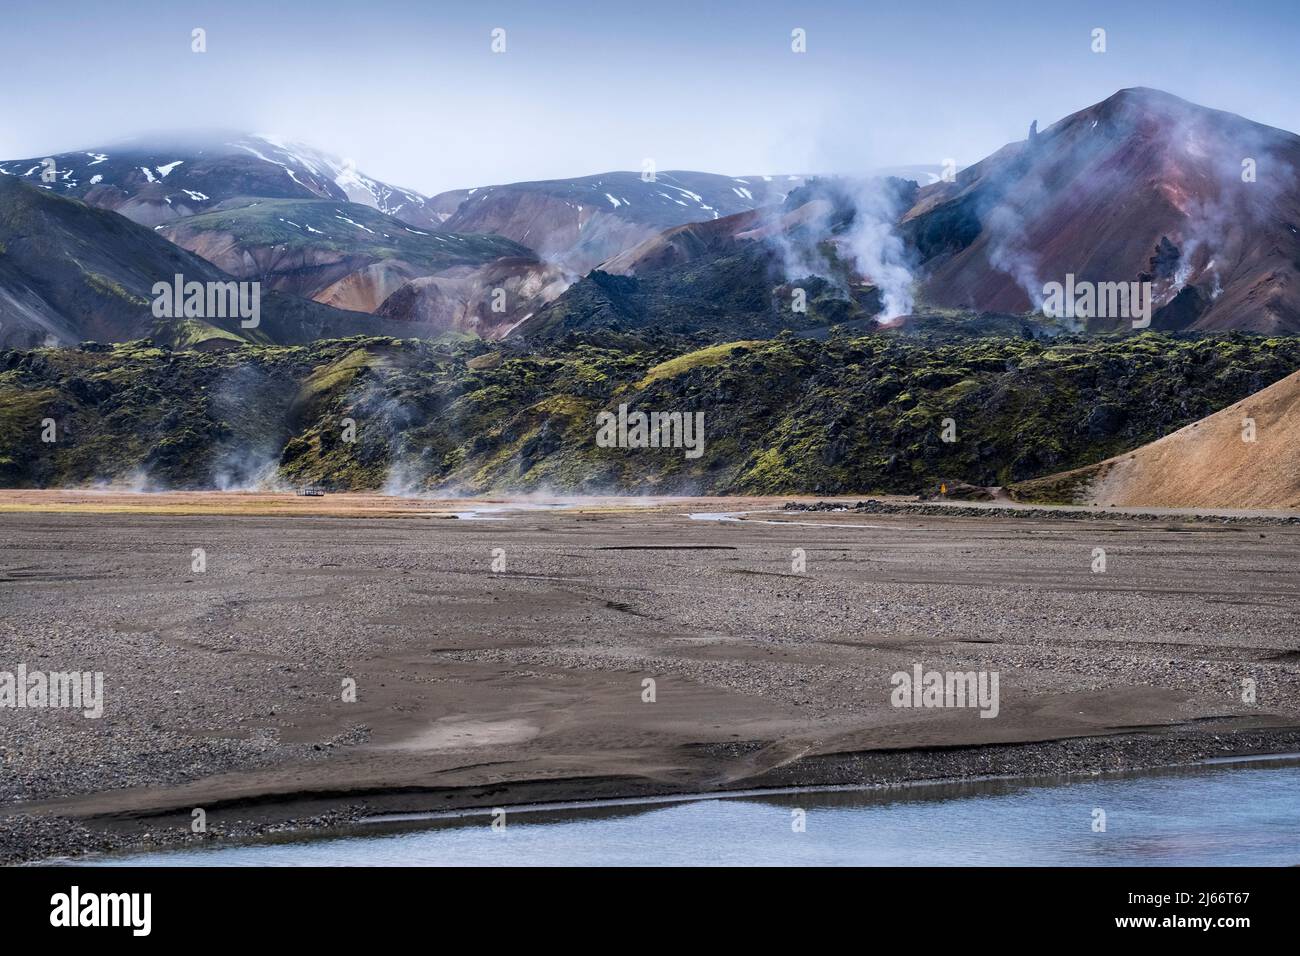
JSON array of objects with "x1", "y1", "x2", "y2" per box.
[
  {"x1": 374, "y1": 255, "x2": 572, "y2": 339},
  {"x1": 510, "y1": 247, "x2": 874, "y2": 346},
  {"x1": 8, "y1": 89, "x2": 1300, "y2": 348},
  {"x1": 543, "y1": 89, "x2": 1300, "y2": 339},
  {"x1": 1013, "y1": 367, "x2": 1300, "y2": 509},
  {"x1": 435, "y1": 171, "x2": 806, "y2": 272},
  {"x1": 598, "y1": 207, "x2": 768, "y2": 276},
  {"x1": 902, "y1": 88, "x2": 1300, "y2": 333},
  {"x1": 156, "y1": 198, "x2": 573, "y2": 338},
  {"x1": 511, "y1": 177, "x2": 918, "y2": 343},
  {"x1": 157, "y1": 199, "x2": 531, "y2": 307},
  {"x1": 0, "y1": 132, "x2": 446, "y2": 230},
  {"x1": 0, "y1": 177, "x2": 409, "y2": 349}
]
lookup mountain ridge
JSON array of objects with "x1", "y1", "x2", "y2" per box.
[
  {"x1": 0, "y1": 177, "x2": 409, "y2": 349},
  {"x1": 902, "y1": 87, "x2": 1300, "y2": 333},
  {"x1": 0, "y1": 132, "x2": 447, "y2": 230}
]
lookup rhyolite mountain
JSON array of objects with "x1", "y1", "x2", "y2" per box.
[
  {"x1": 0, "y1": 133, "x2": 818, "y2": 338},
  {"x1": 0, "y1": 131, "x2": 447, "y2": 230},
  {"x1": 0, "y1": 177, "x2": 415, "y2": 349},
  {"x1": 155, "y1": 199, "x2": 571, "y2": 338},
  {"x1": 435, "y1": 171, "x2": 807, "y2": 272},
  {"x1": 6, "y1": 87, "x2": 1300, "y2": 354},
  {"x1": 373, "y1": 255, "x2": 572, "y2": 340},
  {"x1": 155, "y1": 199, "x2": 533, "y2": 299},
  {"x1": 901, "y1": 88, "x2": 1300, "y2": 333},
  {"x1": 515, "y1": 88, "x2": 1300, "y2": 340}
]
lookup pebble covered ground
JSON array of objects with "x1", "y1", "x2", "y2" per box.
[{"x1": 1, "y1": 501, "x2": 1297, "y2": 862}]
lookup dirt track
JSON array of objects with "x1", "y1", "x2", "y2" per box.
[{"x1": 1, "y1": 494, "x2": 1298, "y2": 861}]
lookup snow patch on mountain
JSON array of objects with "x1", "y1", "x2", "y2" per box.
[{"x1": 335, "y1": 213, "x2": 376, "y2": 234}]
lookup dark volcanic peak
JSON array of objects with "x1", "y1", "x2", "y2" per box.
[{"x1": 0, "y1": 132, "x2": 444, "y2": 231}]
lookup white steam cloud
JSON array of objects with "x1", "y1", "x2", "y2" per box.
[{"x1": 839, "y1": 179, "x2": 916, "y2": 319}]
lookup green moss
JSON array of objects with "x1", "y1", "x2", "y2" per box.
[
  {"x1": 301, "y1": 347, "x2": 378, "y2": 398},
  {"x1": 3, "y1": 330, "x2": 1299, "y2": 495},
  {"x1": 84, "y1": 272, "x2": 148, "y2": 305},
  {"x1": 169, "y1": 320, "x2": 248, "y2": 350},
  {"x1": 0, "y1": 388, "x2": 59, "y2": 432},
  {"x1": 636, "y1": 340, "x2": 763, "y2": 387}
]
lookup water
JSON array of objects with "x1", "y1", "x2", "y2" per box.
[{"x1": 87, "y1": 758, "x2": 1300, "y2": 866}]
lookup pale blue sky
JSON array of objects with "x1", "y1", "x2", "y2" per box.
[{"x1": 2, "y1": 0, "x2": 1297, "y2": 194}]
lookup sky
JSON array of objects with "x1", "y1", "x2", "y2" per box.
[{"x1": 2, "y1": 0, "x2": 1298, "y2": 195}]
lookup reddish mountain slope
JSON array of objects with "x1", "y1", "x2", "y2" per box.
[{"x1": 904, "y1": 88, "x2": 1300, "y2": 333}]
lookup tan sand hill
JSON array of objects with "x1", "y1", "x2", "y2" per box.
[{"x1": 1034, "y1": 369, "x2": 1300, "y2": 509}]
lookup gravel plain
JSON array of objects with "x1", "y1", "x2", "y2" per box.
[{"x1": 1, "y1": 493, "x2": 1297, "y2": 863}]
